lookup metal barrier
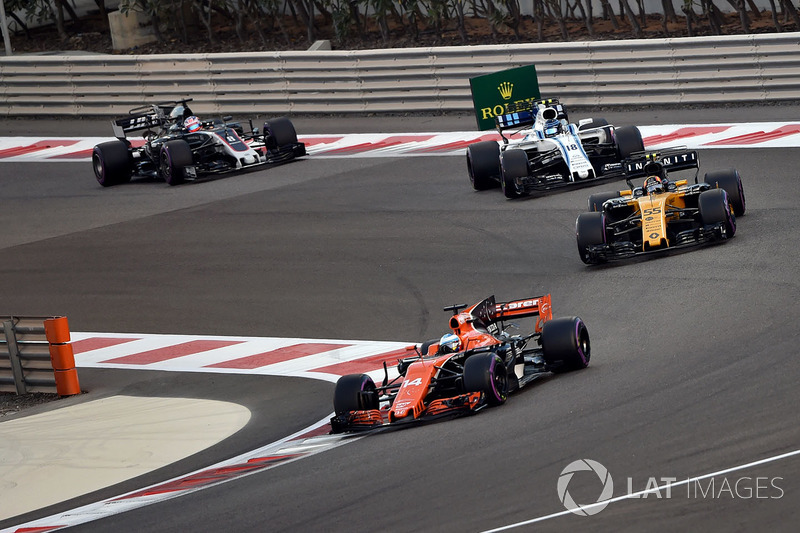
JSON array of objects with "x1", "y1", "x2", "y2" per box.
[
  {"x1": 0, "y1": 316, "x2": 81, "y2": 396},
  {"x1": 1, "y1": 32, "x2": 799, "y2": 116}
]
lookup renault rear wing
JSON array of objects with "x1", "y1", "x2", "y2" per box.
[{"x1": 623, "y1": 148, "x2": 699, "y2": 178}]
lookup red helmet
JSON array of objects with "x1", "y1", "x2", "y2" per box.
[{"x1": 184, "y1": 116, "x2": 201, "y2": 132}]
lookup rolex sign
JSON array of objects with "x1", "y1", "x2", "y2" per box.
[{"x1": 469, "y1": 65, "x2": 540, "y2": 131}]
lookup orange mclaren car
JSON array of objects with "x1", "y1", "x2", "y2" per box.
[{"x1": 330, "y1": 295, "x2": 590, "y2": 433}]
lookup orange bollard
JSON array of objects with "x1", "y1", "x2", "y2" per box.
[
  {"x1": 54, "y1": 369, "x2": 81, "y2": 396},
  {"x1": 44, "y1": 316, "x2": 71, "y2": 344},
  {"x1": 49, "y1": 343, "x2": 76, "y2": 370},
  {"x1": 44, "y1": 316, "x2": 80, "y2": 396}
]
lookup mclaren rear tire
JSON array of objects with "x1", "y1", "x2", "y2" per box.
[
  {"x1": 159, "y1": 139, "x2": 193, "y2": 186},
  {"x1": 463, "y1": 352, "x2": 508, "y2": 406},
  {"x1": 467, "y1": 141, "x2": 501, "y2": 191},
  {"x1": 333, "y1": 374, "x2": 379, "y2": 415},
  {"x1": 576, "y1": 211, "x2": 607, "y2": 264},
  {"x1": 500, "y1": 149, "x2": 528, "y2": 199},
  {"x1": 615, "y1": 125, "x2": 645, "y2": 159},
  {"x1": 541, "y1": 316, "x2": 591, "y2": 373},
  {"x1": 699, "y1": 188, "x2": 736, "y2": 238},
  {"x1": 92, "y1": 140, "x2": 132, "y2": 187},
  {"x1": 704, "y1": 168, "x2": 745, "y2": 217}
]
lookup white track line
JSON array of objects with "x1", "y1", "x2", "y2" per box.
[{"x1": 481, "y1": 447, "x2": 800, "y2": 532}]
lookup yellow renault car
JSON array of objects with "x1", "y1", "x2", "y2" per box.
[{"x1": 576, "y1": 149, "x2": 745, "y2": 264}]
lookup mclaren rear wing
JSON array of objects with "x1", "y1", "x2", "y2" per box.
[
  {"x1": 451, "y1": 294, "x2": 555, "y2": 336},
  {"x1": 495, "y1": 295, "x2": 553, "y2": 332}
]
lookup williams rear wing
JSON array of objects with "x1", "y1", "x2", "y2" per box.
[
  {"x1": 494, "y1": 98, "x2": 567, "y2": 133},
  {"x1": 496, "y1": 109, "x2": 536, "y2": 131}
]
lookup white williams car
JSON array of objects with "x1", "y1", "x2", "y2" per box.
[{"x1": 466, "y1": 98, "x2": 644, "y2": 199}]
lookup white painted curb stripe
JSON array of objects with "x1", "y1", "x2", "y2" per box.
[
  {"x1": 0, "y1": 415, "x2": 356, "y2": 532},
  {"x1": 0, "y1": 332, "x2": 410, "y2": 531},
  {"x1": 2, "y1": 122, "x2": 800, "y2": 163}
]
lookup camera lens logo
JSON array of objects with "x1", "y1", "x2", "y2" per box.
[{"x1": 557, "y1": 459, "x2": 614, "y2": 516}]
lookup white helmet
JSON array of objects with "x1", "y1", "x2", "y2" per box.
[{"x1": 439, "y1": 333, "x2": 461, "y2": 354}]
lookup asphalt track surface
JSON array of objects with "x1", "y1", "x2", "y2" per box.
[{"x1": 1, "y1": 106, "x2": 800, "y2": 531}]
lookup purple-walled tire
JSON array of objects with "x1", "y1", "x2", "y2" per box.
[
  {"x1": 541, "y1": 316, "x2": 591, "y2": 373},
  {"x1": 587, "y1": 191, "x2": 621, "y2": 212},
  {"x1": 333, "y1": 374, "x2": 378, "y2": 415},
  {"x1": 92, "y1": 140, "x2": 132, "y2": 187},
  {"x1": 463, "y1": 352, "x2": 508, "y2": 406},
  {"x1": 704, "y1": 168, "x2": 745, "y2": 217},
  {"x1": 159, "y1": 139, "x2": 193, "y2": 186},
  {"x1": 576, "y1": 211, "x2": 607, "y2": 264},
  {"x1": 699, "y1": 188, "x2": 736, "y2": 238}
]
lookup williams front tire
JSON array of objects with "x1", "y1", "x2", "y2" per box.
[
  {"x1": 500, "y1": 149, "x2": 528, "y2": 199},
  {"x1": 467, "y1": 141, "x2": 501, "y2": 191}
]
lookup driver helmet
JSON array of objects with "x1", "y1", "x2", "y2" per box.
[
  {"x1": 644, "y1": 176, "x2": 665, "y2": 195},
  {"x1": 544, "y1": 119, "x2": 562, "y2": 137},
  {"x1": 438, "y1": 333, "x2": 461, "y2": 354},
  {"x1": 184, "y1": 116, "x2": 202, "y2": 133}
]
